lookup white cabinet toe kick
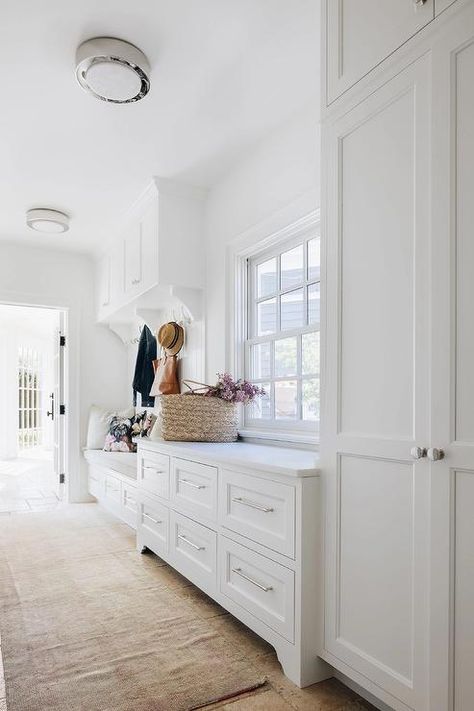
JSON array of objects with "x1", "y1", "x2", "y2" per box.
[{"x1": 133, "y1": 441, "x2": 330, "y2": 688}]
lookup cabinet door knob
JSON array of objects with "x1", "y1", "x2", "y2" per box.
[
  {"x1": 410, "y1": 446, "x2": 427, "y2": 460},
  {"x1": 427, "y1": 447, "x2": 445, "y2": 461}
]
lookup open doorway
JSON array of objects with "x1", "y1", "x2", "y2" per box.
[{"x1": 0, "y1": 304, "x2": 67, "y2": 513}]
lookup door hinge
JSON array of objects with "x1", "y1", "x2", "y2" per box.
[
  {"x1": 59, "y1": 473, "x2": 65, "y2": 484},
  {"x1": 60, "y1": 335, "x2": 66, "y2": 347},
  {"x1": 59, "y1": 404, "x2": 66, "y2": 415}
]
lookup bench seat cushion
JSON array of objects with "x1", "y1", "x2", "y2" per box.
[{"x1": 83, "y1": 449, "x2": 137, "y2": 480}]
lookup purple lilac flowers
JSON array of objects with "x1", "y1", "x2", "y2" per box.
[{"x1": 206, "y1": 372, "x2": 266, "y2": 405}]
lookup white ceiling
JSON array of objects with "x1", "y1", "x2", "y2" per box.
[{"x1": 0, "y1": 0, "x2": 320, "y2": 255}]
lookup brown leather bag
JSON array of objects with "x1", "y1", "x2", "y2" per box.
[{"x1": 149, "y1": 354, "x2": 180, "y2": 395}]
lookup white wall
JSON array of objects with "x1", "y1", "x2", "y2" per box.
[
  {"x1": 204, "y1": 105, "x2": 320, "y2": 381},
  {"x1": 0, "y1": 242, "x2": 129, "y2": 500}
]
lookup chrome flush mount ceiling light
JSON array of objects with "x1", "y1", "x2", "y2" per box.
[
  {"x1": 75, "y1": 37, "x2": 150, "y2": 103},
  {"x1": 26, "y1": 209, "x2": 70, "y2": 234}
]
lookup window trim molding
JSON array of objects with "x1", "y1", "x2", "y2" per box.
[{"x1": 226, "y1": 206, "x2": 320, "y2": 447}]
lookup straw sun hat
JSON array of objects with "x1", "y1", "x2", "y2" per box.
[{"x1": 157, "y1": 321, "x2": 185, "y2": 356}]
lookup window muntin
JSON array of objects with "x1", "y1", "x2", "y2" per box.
[
  {"x1": 244, "y1": 231, "x2": 320, "y2": 437},
  {"x1": 18, "y1": 347, "x2": 43, "y2": 450}
]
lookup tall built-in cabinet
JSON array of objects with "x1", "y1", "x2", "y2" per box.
[{"x1": 321, "y1": 1, "x2": 474, "y2": 710}]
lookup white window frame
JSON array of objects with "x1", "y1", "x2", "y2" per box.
[{"x1": 228, "y1": 209, "x2": 320, "y2": 446}]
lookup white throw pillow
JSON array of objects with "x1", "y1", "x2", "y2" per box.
[
  {"x1": 147, "y1": 403, "x2": 163, "y2": 441},
  {"x1": 86, "y1": 405, "x2": 135, "y2": 449}
]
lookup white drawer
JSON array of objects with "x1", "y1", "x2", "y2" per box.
[
  {"x1": 170, "y1": 510, "x2": 217, "y2": 590},
  {"x1": 218, "y1": 469, "x2": 296, "y2": 558},
  {"x1": 138, "y1": 493, "x2": 169, "y2": 557},
  {"x1": 103, "y1": 472, "x2": 122, "y2": 517},
  {"x1": 219, "y1": 537, "x2": 295, "y2": 643},
  {"x1": 121, "y1": 480, "x2": 138, "y2": 529},
  {"x1": 105, "y1": 473, "x2": 121, "y2": 503},
  {"x1": 171, "y1": 458, "x2": 218, "y2": 522},
  {"x1": 138, "y1": 449, "x2": 170, "y2": 499},
  {"x1": 88, "y1": 466, "x2": 104, "y2": 499}
]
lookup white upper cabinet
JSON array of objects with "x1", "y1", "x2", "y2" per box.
[
  {"x1": 96, "y1": 178, "x2": 205, "y2": 322},
  {"x1": 325, "y1": 0, "x2": 434, "y2": 103}
]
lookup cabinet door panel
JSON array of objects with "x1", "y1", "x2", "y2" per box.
[
  {"x1": 430, "y1": 11, "x2": 474, "y2": 709},
  {"x1": 326, "y1": 0, "x2": 433, "y2": 103},
  {"x1": 322, "y1": 55, "x2": 431, "y2": 709},
  {"x1": 124, "y1": 222, "x2": 142, "y2": 293},
  {"x1": 97, "y1": 254, "x2": 110, "y2": 311}
]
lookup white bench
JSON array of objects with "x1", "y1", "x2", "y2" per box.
[{"x1": 84, "y1": 449, "x2": 138, "y2": 528}]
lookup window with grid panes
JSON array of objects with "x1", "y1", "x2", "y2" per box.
[
  {"x1": 244, "y1": 229, "x2": 320, "y2": 438},
  {"x1": 18, "y1": 347, "x2": 43, "y2": 450}
]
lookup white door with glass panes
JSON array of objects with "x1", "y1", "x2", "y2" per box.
[{"x1": 245, "y1": 225, "x2": 320, "y2": 443}]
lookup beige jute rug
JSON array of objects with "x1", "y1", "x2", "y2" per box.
[{"x1": 0, "y1": 505, "x2": 266, "y2": 711}]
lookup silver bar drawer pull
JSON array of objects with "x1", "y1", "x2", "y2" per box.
[
  {"x1": 143, "y1": 512, "x2": 161, "y2": 525},
  {"x1": 232, "y1": 567, "x2": 273, "y2": 592},
  {"x1": 180, "y1": 478, "x2": 206, "y2": 490},
  {"x1": 232, "y1": 496, "x2": 274, "y2": 513},
  {"x1": 178, "y1": 533, "x2": 205, "y2": 551},
  {"x1": 144, "y1": 466, "x2": 164, "y2": 473},
  {"x1": 125, "y1": 496, "x2": 136, "y2": 504}
]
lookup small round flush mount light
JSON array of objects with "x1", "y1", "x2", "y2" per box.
[
  {"x1": 26, "y1": 209, "x2": 70, "y2": 234},
  {"x1": 75, "y1": 37, "x2": 150, "y2": 103}
]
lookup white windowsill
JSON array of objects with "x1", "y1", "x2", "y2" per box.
[{"x1": 238, "y1": 428, "x2": 319, "y2": 450}]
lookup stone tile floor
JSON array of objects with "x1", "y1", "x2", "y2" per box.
[{"x1": 0, "y1": 452, "x2": 61, "y2": 514}]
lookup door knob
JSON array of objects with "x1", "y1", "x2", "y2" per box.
[
  {"x1": 427, "y1": 447, "x2": 444, "y2": 461},
  {"x1": 410, "y1": 446, "x2": 427, "y2": 460}
]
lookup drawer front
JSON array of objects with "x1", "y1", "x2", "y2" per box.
[
  {"x1": 171, "y1": 458, "x2": 218, "y2": 522},
  {"x1": 105, "y1": 473, "x2": 121, "y2": 503},
  {"x1": 88, "y1": 466, "x2": 104, "y2": 499},
  {"x1": 121, "y1": 481, "x2": 138, "y2": 529},
  {"x1": 170, "y1": 510, "x2": 217, "y2": 589},
  {"x1": 138, "y1": 449, "x2": 170, "y2": 499},
  {"x1": 219, "y1": 537, "x2": 295, "y2": 643},
  {"x1": 138, "y1": 493, "x2": 169, "y2": 557},
  {"x1": 219, "y1": 469, "x2": 296, "y2": 558}
]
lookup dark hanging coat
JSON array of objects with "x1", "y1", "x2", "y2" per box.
[{"x1": 132, "y1": 325, "x2": 157, "y2": 407}]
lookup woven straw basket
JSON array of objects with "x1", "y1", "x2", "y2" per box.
[{"x1": 160, "y1": 389, "x2": 238, "y2": 442}]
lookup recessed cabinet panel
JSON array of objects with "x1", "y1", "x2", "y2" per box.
[
  {"x1": 325, "y1": 0, "x2": 434, "y2": 103},
  {"x1": 339, "y1": 84, "x2": 417, "y2": 439},
  {"x1": 124, "y1": 222, "x2": 142, "y2": 293},
  {"x1": 337, "y1": 455, "x2": 414, "y2": 682},
  {"x1": 454, "y1": 471, "x2": 474, "y2": 711},
  {"x1": 455, "y1": 40, "x2": 474, "y2": 443}
]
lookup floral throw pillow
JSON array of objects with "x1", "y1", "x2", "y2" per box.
[{"x1": 104, "y1": 415, "x2": 136, "y2": 453}]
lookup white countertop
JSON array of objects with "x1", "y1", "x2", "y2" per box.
[{"x1": 137, "y1": 439, "x2": 320, "y2": 477}]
